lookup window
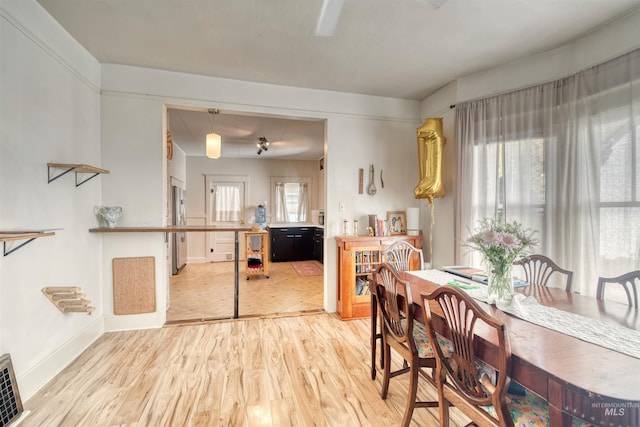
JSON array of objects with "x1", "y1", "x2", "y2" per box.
[
  {"x1": 597, "y1": 107, "x2": 640, "y2": 267},
  {"x1": 272, "y1": 177, "x2": 311, "y2": 223},
  {"x1": 211, "y1": 184, "x2": 241, "y2": 222},
  {"x1": 456, "y1": 48, "x2": 640, "y2": 296}
]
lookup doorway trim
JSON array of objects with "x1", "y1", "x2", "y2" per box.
[{"x1": 205, "y1": 174, "x2": 250, "y2": 262}]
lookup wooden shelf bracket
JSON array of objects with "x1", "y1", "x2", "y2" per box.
[
  {"x1": 1, "y1": 231, "x2": 56, "y2": 256},
  {"x1": 47, "y1": 163, "x2": 109, "y2": 187},
  {"x1": 41, "y1": 287, "x2": 95, "y2": 315}
]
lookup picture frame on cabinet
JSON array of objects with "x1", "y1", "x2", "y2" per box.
[{"x1": 386, "y1": 211, "x2": 406, "y2": 235}]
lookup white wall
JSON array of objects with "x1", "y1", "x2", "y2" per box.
[
  {"x1": 421, "y1": 9, "x2": 640, "y2": 267},
  {"x1": 100, "y1": 64, "x2": 421, "y2": 317},
  {"x1": 184, "y1": 156, "x2": 320, "y2": 262},
  {"x1": 168, "y1": 143, "x2": 187, "y2": 192},
  {"x1": 0, "y1": 1, "x2": 104, "y2": 400},
  {"x1": 186, "y1": 157, "x2": 320, "y2": 224}
]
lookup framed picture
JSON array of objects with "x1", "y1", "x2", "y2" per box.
[{"x1": 387, "y1": 211, "x2": 406, "y2": 235}]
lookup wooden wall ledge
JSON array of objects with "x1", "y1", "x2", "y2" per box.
[
  {"x1": 42, "y1": 287, "x2": 95, "y2": 315},
  {"x1": 89, "y1": 226, "x2": 254, "y2": 233}
]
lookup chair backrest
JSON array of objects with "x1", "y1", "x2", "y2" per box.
[
  {"x1": 596, "y1": 270, "x2": 640, "y2": 307},
  {"x1": 374, "y1": 263, "x2": 416, "y2": 352},
  {"x1": 422, "y1": 285, "x2": 514, "y2": 427},
  {"x1": 381, "y1": 241, "x2": 424, "y2": 272},
  {"x1": 513, "y1": 254, "x2": 574, "y2": 292}
]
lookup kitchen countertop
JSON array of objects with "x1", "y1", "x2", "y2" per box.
[{"x1": 268, "y1": 223, "x2": 324, "y2": 229}]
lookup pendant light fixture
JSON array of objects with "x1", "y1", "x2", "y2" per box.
[{"x1": 206, "y1": 109, "x2": 221, "y2": 159}]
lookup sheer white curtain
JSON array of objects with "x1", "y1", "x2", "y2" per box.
[
  {"x1": 274, "y1": 183, "x2": 289, "y2": 223},
  {"x1": 456, "y1": 49, "x2": 640, "y2": 296},
  {"x1": 297, "y1": 182, "x2": 309, "y2": 222},
  {"x1": 212, "y1": 185, "x2": 241, "y2": 222}
]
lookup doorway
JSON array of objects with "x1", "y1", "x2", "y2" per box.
[
  {"x1": 206, "y1": 175, "x2": 248, "y2": 262},
  {"x1": 166, "y1": 106, "x2": 327, "y2": 323}
]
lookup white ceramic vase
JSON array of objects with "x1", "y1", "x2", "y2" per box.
[{"x1": 96, "y1": 206, "x2": 123, "y2": 228}]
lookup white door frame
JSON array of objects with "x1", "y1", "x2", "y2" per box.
[{"x1": 205, "y1": 174, "x2": 250, "y2": 262}]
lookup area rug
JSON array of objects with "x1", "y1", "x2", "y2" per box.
[{"x1": 291, "y1": 261, "x2": 323, "y2": 277}]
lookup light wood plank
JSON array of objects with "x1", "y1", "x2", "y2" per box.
[
  {"x1": 24, "y1": 313, "x2": 472, "y2": 426},
  {"x1": 166, "y1": 261, "x2": 324, "y2": 322}
]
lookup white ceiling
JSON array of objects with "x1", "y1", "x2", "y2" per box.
[
  {"x1": 36, "y1": 0, "x2": 640, "y2": 158},
  {"x1": 168, "y1": 109, "x2": 325, "y2": 159}
]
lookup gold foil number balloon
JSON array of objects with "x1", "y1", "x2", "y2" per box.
[{"x1": 414, "y1": 118, "x2": 445, "y2": 205}]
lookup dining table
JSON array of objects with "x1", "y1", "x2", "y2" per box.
[{"x1": 371, "y1": 270, "x2": 640, "y2": 427}]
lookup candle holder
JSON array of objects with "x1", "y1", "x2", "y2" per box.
[
  {"x1": 353, "y1": 219, "x2": 359, "y2": 236},
  {"x1": 343, "y1": 220, "x2": 349, "y2": 236}
]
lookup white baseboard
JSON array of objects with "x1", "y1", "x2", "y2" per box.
[
  {"x1": 103, "y1": 311, "x2": 165, "y2": 332},
  {"x1": 19, "y1": 317, "x2": 104, "y2": 402},
  {"x1": 9, "y1": 409, "x2": 30, "y2": 426}
]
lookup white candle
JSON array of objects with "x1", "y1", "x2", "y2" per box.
[{"x1": 406, "y1": 207, "x2": 419, "y2": 236}]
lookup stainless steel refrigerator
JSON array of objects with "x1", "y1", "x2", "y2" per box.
[{"x1": 171, "y1": 185, "x2": 187, "y2": 274}]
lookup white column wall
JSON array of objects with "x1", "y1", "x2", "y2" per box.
[{"x1": 0, "y1": 0, "x2": 103, "y2": 400}]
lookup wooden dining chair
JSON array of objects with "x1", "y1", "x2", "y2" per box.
[
  {"x1": 421, "y1": 285, "x2": 549, "y2": 427},
  {"x1": 596, "y1": 270, "x2": 640, "y2": 307},
  {"x1": 513, "y1": 254, "x2": 574, "y2": 292},
  {"x1": 374, "y1": 263, "x2": 447, "y2": 427},
  {"x1": 381, "y1": 240, "x2": 425, "y2": 272},
  {"x1": 371, "y1": 241, "x2": 426, "y2": 380}
]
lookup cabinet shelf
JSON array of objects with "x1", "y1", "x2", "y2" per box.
[
  {"x1": 1, "y1": 230, "x2": 57, "y2": 256},
  {"x1": 47, "y1": 163, "x2": 109, "y2": 187},
  {"x1": 246, "y1": 231, "x2": 269, "y2": 279},
  {"x1": 335, "y1": 234, "x2": 422, "y2": 319}
]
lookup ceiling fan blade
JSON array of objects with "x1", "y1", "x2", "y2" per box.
[
  {"x1": 315, "y1": 0, "x2": 345, "y2": 37},
  {"x1": 425, "y1": 0, "x2": 447, "y2": 8}
]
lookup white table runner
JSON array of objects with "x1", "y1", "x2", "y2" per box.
[{"x1": 408, "y1": 269, "x2": 640, "y2": 359}]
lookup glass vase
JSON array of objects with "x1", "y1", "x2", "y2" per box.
[{"x1": 487, "y1": 262, "x2": 514, "y2": 303}]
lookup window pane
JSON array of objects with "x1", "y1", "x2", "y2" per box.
[
  {"x1": 505, "y1": 138, "x2": 545, "y2": 205},
  {"x1": 599, "y1": 207, "x2": 640, "y2": 262},
  {"x1": 636, "y1": 122, "x2": 640, "y2": 199},
  {"x1": 284, "y1": 183, "x2": 299, "y2": 222},
  {"x1": 600, "y1": 117, "x2": 632, "y2": 202}
]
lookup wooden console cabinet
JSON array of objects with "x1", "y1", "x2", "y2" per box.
[{"x1": 335, "y1": 234, "x2": 422, "y2": 319}]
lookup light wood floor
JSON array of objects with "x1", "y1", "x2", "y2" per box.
[
  {"x1": 23, "y1": 313, "x2": 471, "y2": 426},
  {"x1": 167, "y1": 261, "x2": 324, "y2": 323}
]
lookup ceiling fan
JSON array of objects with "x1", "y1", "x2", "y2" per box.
[
  {"x1": 315, "y1": 0, "x2": 447, "y2": 37},
  {"x1": 256, "y1": 137, "x2": 269, "y2": 155}
]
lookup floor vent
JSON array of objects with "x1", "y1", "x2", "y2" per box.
[{"x1": 0, "y1": 354, "x2": 23, "y2": 427}]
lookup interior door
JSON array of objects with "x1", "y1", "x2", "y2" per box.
[{"x1": 207, "y1": 178, "x2": 246, "y2": 262}]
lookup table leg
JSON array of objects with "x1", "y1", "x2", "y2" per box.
[{"x1": 234, "y1": 230, "x2": 239, "y2": 319}]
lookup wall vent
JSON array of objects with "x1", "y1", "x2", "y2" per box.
[{"x1": 0, "y1": 354, "x2": 23, "y2": 427}]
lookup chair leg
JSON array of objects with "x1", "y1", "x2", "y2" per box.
[
  {"x1": 371, "y1": 298, "x2": 382, "y2": 380},
  {"x1": 380, "y1": 343, "x2": 391, "y2": 399},
  {"x1": 437, "y1": 375, "x2": 450, "y2": 427},
  {"x1": 400, "y1": 360, "x2": 419, "y2": 427},
  {"x1": 370, "y1": 315, "x2": 377, "y2": 380}
]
